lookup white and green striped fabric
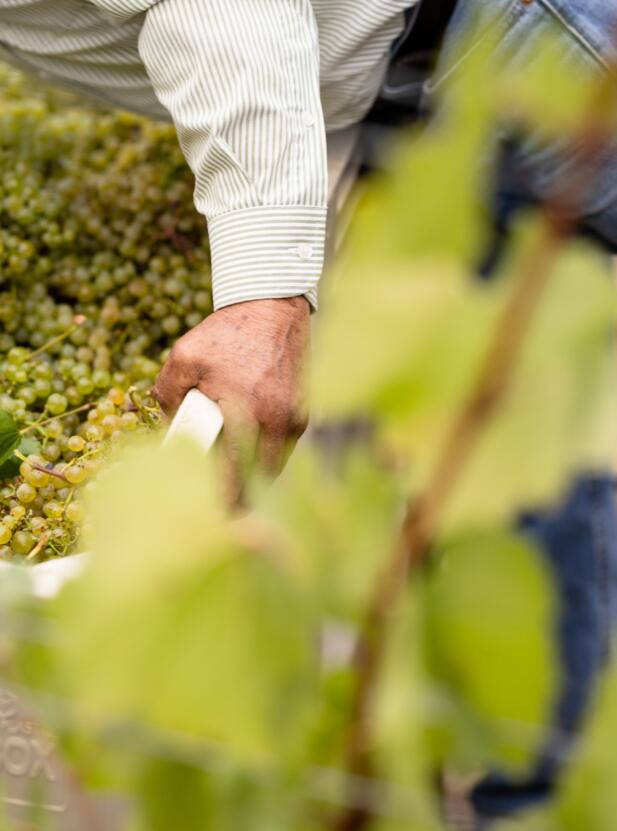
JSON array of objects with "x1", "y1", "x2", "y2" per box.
[{"x1": 0, "y1": 0, "x2": 416, "y2": 309}]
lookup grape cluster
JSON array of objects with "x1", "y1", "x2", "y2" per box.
[{"x1": 0, "y1": 64, "x2": 213, "y2": 561}]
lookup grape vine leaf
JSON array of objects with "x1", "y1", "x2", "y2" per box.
[
  {"x1": 0, "y1": 409, "x2": 21, "y2": 468},
  {"x1": 421, "y1": 530, "x2": 556, "y2": 771},
  {"x1": 137, "y1": 759, "x2": 212, "y2": 831},
  {"x1": 41, "y1": 439, "x2": 318, "y2": 763},
  {"x1": 254, "y1": 448, "x2": 401, "y2": 621},
  {"x1": 433, "y1": 240, "x2": 617, "y2": 531},
  {"x1": 0, "y1": 434, "x2": 40, "y2": 481}
]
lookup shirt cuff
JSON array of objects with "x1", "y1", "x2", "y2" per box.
[{"x1": 207, "y1": 206, "x2": 326, "y2": 312}]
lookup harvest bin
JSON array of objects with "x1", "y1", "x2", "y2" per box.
[{"x1": 0, "y1": 131, "x2": 361, "y2": 829}]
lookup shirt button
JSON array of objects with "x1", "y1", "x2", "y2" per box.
[
  {"x1": 297, "y1": 243, "x2": 314, "y2": 260},
  {"x1": 302, "y1": 111, "x2": 315, "y2": 128}
]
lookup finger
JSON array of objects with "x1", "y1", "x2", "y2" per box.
[
  {"x1": 257, "y1": 414, "x2": 307, "y2": 477},
  {"x1": 216, "y1": 398, "x2": 260, "y2": 508},
  {"x1": 152, "y1": 352, "x2": 195, "y2": 417}
]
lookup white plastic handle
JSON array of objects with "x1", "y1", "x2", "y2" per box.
[{"x1": 163, "y1": 388, "x2": 224, "y2": 452}]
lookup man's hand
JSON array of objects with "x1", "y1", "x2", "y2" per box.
[{"x1": 153, "y1": 296, "x2": 310, "y2": 497}]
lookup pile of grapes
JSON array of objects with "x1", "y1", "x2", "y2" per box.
[{"x1": 0, "y1": 64, "x2": 213, "y2": 562}]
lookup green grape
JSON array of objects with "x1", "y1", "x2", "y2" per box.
[
  {"x1": 194, "y1": 290, "x2": 211, "y2": 313},
  {"x1": 16, "y1": 483, "x2": 36, "y2": 504},
  {"x1": 42, "y1": 443, "x2": 61, "y2": 462},
  {"x1": 102, "y1": 414, "x2": 121, "y2": 435},
  {"x1": 38, "y1": 484, "x2": 56, "y2": 501},
  {"x1": 66, "y1": 386, "x2": 83, "y2": 406},
  {"x1": 43, "y1": 501, "x2": 63, "y2": 519},
  {"x1": 92, "y1": 368, "x2": 111, "y2": 388},
  {"x1": 11, "y1": 531, "x2": 34, "y2": 556},
  {"x1": 65, "y1": 501, "x2": 83, "y2": 523},
  {"x1": 97, "y1": 398, "x2": 116, "y2": 417},
  {"x1": 70, "y1": 363, "x2": 89, "y2": 381},
  {"x1": 8, "y1": 346, "x2": 29, "y2": 365},
  {"x1": 107, "y1": 387, "x2": 125, "y2": 406},
  {"x1": 0, "y1": 395, "x2": 17, "y2": 413},
  {"x1": 76, "y1": 376, "x2": 94, "y2": 395},
  {"x1": 7, "y1": 366, "x2": 28, "y2": 384},
  {"x1": 65, "y1": 465, "x2": 86, "y2": 485},
  {"x1": 67, "y1": 435, "x2": 86, "y2": 453},
  {"x1": 33, "y1": 378, "x2": 52, "y2": 399},
  {"x1": 45, "y1": 419, "x2": 64, "y2": 439},
  {"x1": 16, "y1": 385, "x2": 36, "y2": 405},
  {"x1": 184, "y1": 312, "x2": 202, "y2": 330},
  {"x1": 0, "y1": 524, "x2": 12, "y2": 545},
  {"x1": 85, "y1": 424, "x2": 104, "y2": 443},
  {"x1": 120, "y1": 411, "x2": 139, "y2": 431},
  {"x1": 29, "y1": 516, "x2": 47, "y2": 535},
  {"x1": 10, "y1": 505, "x2": 26, "y2": 521},
  {"x1": 162, "y1": 315, "x2": 181, "y2": 336},
  {"x1": 23, "y1": 467, "x2": 50, "y2": 488},
  {"x1": 33, "y1": 362, "x2": 53, "y2": 381},
  {"x1": 47, "y1": 393, "x2": 68, "y2": 415}
]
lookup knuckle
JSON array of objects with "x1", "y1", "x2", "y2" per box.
[
  {"x1": 263, "y1": 395, "x2": 306, "y2": 437},
  {"x1": 168, "y1": 340, "x2": 192, "y2": 369},
  {"x1": 288, "y1": 412, "x2": 308, "y2": 438}
]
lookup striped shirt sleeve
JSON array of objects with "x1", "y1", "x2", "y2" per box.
[{"x1": 134, "y1": 0, "x2": 328, "y2": 311}]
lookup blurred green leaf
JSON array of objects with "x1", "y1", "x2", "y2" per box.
[
  {"x1": 313, "y1": 258, "x2": 496, "y2": 429},
  {"x1": 0, "y1": 411, "x2": 20, "y2": 468},
  {"x1": 422, "y1": 530, "x2": 556, "y2": 770},
  {"x1": 256, "y1": 448, "x2": 401, "y2": 620},
  {"x1": 45, "y1": 440, "x2": 317, "y2": 763},
  {"x1": 0, "y1": 434, "x2": 40, "y2": 482},
  {"x1": 499, "y1": 36, "x2": 603, "y2": 140},
  {"x1": 134, "y1": 757, "x2": 312, "y2": 831},
  {"x1": 137, "y1": 759, "x2": 212, "y2": 831},
  {"x1": 316, "y1": 223, "x2": 617, "y2": 532},
  {"x1": 436, "y1": 240, "x2": 617, "y2": 531}
]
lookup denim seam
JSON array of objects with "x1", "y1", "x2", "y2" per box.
[
  {"x1": 535, "y1": 0, "x2": 611, "y2": 72},
  {"x1": 426, "y1": 0, "x2": 525, "y2": 93}
]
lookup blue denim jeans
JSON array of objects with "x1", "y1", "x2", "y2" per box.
[
  {"x1": 436, "y1": 0, "x2": 617, "y2": 822},
  {"x1": 471, "y1": 477, "x2": 617, "y2": 821},
  {"x1": 438, "y1": 0, "x2": 617, "y2": 251}
]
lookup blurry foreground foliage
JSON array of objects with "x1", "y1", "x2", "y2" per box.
[{"x1": 2, "y1": 18, "x2": 617, "y2": 831}]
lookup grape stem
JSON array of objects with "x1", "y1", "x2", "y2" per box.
[
  {"x1": 19, "y1": 402, "x2": 96, "y2": 435},
  {"x1": 13, "y1": 449, "x2": 69, "y2": 482},
  {"x1": 26, "y1": 531, "x2": 50, "y2": 561},
  {"x1": 24, "y1": 315, "x2": 87, "y2": 363}
]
